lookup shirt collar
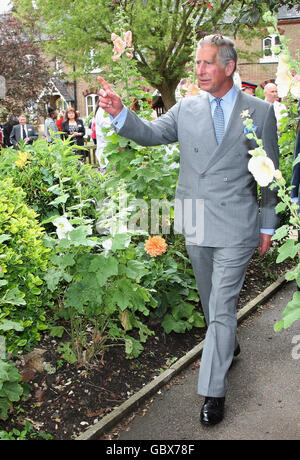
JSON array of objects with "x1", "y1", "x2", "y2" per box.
[{"x1": 208, "y1": 84, "x2": 239, "y2": 105}]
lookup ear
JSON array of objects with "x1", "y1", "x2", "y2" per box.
[{"x1": 225, "y1": 60, "x2": 236, "y2": 77}]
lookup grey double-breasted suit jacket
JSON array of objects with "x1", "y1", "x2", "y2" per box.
[{"x1": 118, "y1": 90, "x2": 279, "y2": 247}]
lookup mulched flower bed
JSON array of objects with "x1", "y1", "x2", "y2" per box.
[{"x1": 0, "y1": 253, "x2": 294, "y2": 440}]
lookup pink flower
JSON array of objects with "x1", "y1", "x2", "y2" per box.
[
  {"x1": 123, "y1": 30, "x2": 132, "y2": 47},
  {"x1": 126, "y1": 52, "x2": 133, "y2": 59},
  {"x1": 185, "y1": 80, "x2": 200, "y2": 96},
  {"x1": 113, "y1": 37, "x2": 126, "y2": 56},
  {"x1": 111, "y1": 33, "x2": 118, "y2": 42}
]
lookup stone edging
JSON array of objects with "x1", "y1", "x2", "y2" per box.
[{"x1": 76, "y1": 273, "x2": 289, "y2": 440}]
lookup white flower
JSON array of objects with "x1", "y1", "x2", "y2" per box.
[
  {"x1": 53, "y1": 216, "x2": 74, "y2": 239},
  {"x1": 102, "y1": 238, "x2": 112, "y2": 252},
  {"x1": 240, "y1": 109, "x2": 250, "y2": 119},
  {"x1": 276, "y1": 54, "x2": 293, "y2": 98},
  {"x1": 248, "y1": 155, "x2": 275, "y2": 187},
  {"x1": 290, "y1": 77, "x2": 300, "y2": 99},
  {"x1": 274, "y1": 169, "x2": 283, "y2": 181}
]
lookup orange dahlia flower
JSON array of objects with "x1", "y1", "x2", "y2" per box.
[{"x1": 144, "y1": 236, "x2": 168, "y2": 257}]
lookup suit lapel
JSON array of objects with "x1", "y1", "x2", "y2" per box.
[{"x1": 201, "y1": 91, "x2": 255, "y2": 174}]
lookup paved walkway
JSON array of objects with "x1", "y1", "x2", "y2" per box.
[{"x1": 117, "y1": 281, "x2": 300, "y2": 440}]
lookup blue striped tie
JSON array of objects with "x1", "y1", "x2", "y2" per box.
[{"x1": 213, "y1": 98, "x2": 225, "y2": 145}]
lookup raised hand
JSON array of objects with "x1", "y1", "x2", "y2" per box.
[{"x1": 97, "y1": 77, "x2": 124, "y2": 118}]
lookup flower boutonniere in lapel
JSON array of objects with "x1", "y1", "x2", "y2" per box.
[{"x1": 241, "y1": 110, "x2": 258, "y2": 134}]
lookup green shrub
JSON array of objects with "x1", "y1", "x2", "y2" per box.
[
  {"x1": 0, "y1": 358, "x2": 24, "y2": 420},
  {"x1": 0, "y1": 137, "x2": 103, "y2": 225},
  {"x1": 0, "y1": 178, "x2": 51, "y2": 353}
]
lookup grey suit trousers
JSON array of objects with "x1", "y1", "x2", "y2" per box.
[{"x1": 186, "y1": 245, "x2": 254, "y2": 397}]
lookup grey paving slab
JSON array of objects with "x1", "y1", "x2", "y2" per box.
[{"x1": 117, "y1": 281, "x2": 300, "y2": 440}]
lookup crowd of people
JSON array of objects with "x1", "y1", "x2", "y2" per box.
[{"x1": 0, "y1": 105, "x2": 111, "y2": 170}]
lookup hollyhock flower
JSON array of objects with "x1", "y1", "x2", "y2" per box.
[
  {"x1": 186, "y1": 82, "x2": 200, "y2": 96},
  {"x1": 111, "y1": 33, "x2": 118, "y2": 42},
  {"x1": 290, "y1": 77, "x2": 300, "y2": 99},
  {"x1": 248, "y1": 155, "x2": 275, "y2": 187},
  {"x1": 274, "y1": 169, "x2": 284, "y2": 181},
  {"x1": 123, "y1": 30, "x2": 132, "y2": 47},
  {"x1": 144, "y1": 236, "x2": 168, "y2": 257},
  {"x1": 113, "y1": 37, "x2": 126, "y2": 56},
  {"x1": 276, "y1": 54, "x2": 295, "y2": 98},
  {"x1": 102, "y1": 238, "x2": 112, "y2": 252},
  {"x1": 53, "y1": 216, "x2": 74, "y2": 239}
]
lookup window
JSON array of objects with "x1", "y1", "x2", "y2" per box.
[
  {"x1": 56, "y1": 98, "x2": 68, "y2": 114},
  {"x1": 260, "y1": 34, "x2": 282, "y2": 63},
  {"x1": 85, "y1": 94, "x2": 99, "y2": 116}
]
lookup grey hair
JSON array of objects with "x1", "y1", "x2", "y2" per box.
[{"x1": 197, "y1": 34, "x2": 237, "y2": 73}]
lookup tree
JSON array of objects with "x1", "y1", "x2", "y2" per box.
[
  {"x1": 0, "y1": 14, "x2": 51, "y2": 115},
  {"x1": 14, "y1": 0, "x2": 299, "y2": 110}
]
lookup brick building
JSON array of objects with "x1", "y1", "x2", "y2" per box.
[{"x1": 236, "y1": 6, "x2": 300, "y2": 90}]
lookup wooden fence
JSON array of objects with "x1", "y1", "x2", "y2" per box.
[{"x1": 85, "y1": 142, "x2": 98, "y2": 166}]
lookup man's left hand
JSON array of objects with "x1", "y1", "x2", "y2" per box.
[{"x1": 258, "y1": 233, "x2": 272, "y2": 256}]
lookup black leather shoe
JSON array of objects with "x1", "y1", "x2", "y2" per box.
[
  {"x1": 200, "y1": 397, "x2": 225, "y2": 426},
  {"x1": 234, "y1": 343, "x2": 241, "y2": 357}
]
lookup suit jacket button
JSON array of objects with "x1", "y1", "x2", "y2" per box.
[{"x1": 194, "y1": 147, "x2": 199, "y2": 153}]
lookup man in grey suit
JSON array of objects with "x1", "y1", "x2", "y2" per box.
[
  {"x1": 98, "y1": 34, "x2": 279, "y2": 425},
  {"x1": 10, "y1": 114, "x2": 38, "y2": 149}
]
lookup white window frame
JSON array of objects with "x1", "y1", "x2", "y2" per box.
[
  {"x1": 85, "y1": 94, "x2": 99, "y2": 117},
  {"x1": 259, "y1": 34, "x2": 282, "y2": 63}
]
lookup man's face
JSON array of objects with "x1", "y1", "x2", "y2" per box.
[
  {"x1": 196, "y1": 45, "x2": 234, "y2": 97},
  {"x1": 264, "y1": 85, "x2": 278, "y2": 103},
  {"x1": 19, "y1": 116, "x2": 26, "y2": 125}
]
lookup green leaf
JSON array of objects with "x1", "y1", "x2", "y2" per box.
[
  {"x1": 124, "y1": 336, "x2": 144, "y2": 358},
  {"x1": 162, "y1": 314, "x2": 190, "y2": 334},
  {"x1": 50, "y1": 326, "x2": 64, "y2": 338},
  {"x1": 276, "y1": 239, "x2": 300, "y2": 263},
  {"x1": 49, "y1": 193, "x2": 69, "y2": 206},
  {"x1": 0, "y1": 320, "x2": 24, "y2": 332},
  {"x1": 271, "y1": 225, "x2": 289, "y2": 241},
  {"x1": 43, "y1": 268, "x2": 64, "y2": 292},
  {"x1": 274, "y1": 291, "x2": 300, "y2": 332},
  {"x1": 89, "y1": 255, "x2": 118, "y2": 287},
  {"x1": 57, "y1": 342, "x2": 77, "y2": 364},
  {"x1": 1, "y1": 288, "x2": 26, "y2": 306},
  {"x1": 2, "y1": 382, "x2": 23, "y2": 402},
  {"x1": 275, "y1": 202, "x2": 287, "y2": 214},
  {"x1": 111, "y1": 234, "x2": 131, "y2": 252},
  {"x1": 0, "y1": 234, "x2": 11, "y2": 244},
  {"x1": 119, "y1": 260, "x2": 148, "y2": 282}
]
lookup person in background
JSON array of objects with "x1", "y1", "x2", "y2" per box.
[
  {"x1": 91, "y1": 118, "x2": 97, "y2": 145},
  {"x1": 44, "y1": 107, "x2": 59, "y2": 142},
  {"x1": 61, "y1": 107, "x2": 86, "y2": 160},
  {"x1": 10, "y1": 114, "x2": 38, "y2": 149},
  {"x1": 2, "y1": 114, "x2": 19, "y2": 147},
  {"x1": 56, "y1": 111, "x2": 65, "y2": 133},
  {"x1": 242, "y1": 86, "x2": 255, "y2": 96},
  {"x1": 264, "y1": 82, "x2": 287, "y2": 129}
]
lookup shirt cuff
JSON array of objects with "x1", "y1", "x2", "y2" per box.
[
  {"x1": 109, "y1": 106, "x2": 127, "y2": 132},
  {"x1": 260, "y1": 228, "x2": 275, "y2": 235}
]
